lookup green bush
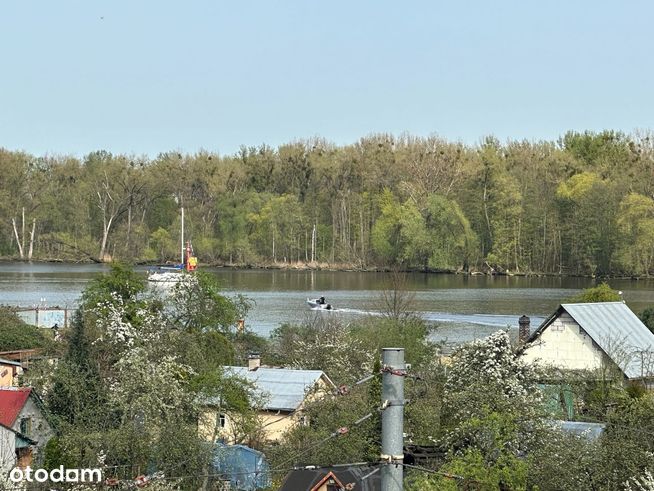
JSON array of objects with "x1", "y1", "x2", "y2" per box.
[
  {"x1": 0, "y1": 307, "x2": 53, "y2": 351},
  {"x1": 569, "y1": 282, "x2": 621, "y2": 303}
]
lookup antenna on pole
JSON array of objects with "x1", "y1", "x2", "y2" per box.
[
  {"x1": 381, "y1": 347, "x2": 405, "y2": 491},
  {"x1": 180, "y1": 206, "x2": 185, "y2": 266}
]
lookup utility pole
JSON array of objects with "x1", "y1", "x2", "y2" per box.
[
  {"x1": 180, "y1": 206, "x2": 185, "y2": 266},
  {"x1": 381, "y1": 347, "x2": 405, "y2": 491}
]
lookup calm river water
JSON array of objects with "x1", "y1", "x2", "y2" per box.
[{"x1": 1, "y1": 262, "x2": 653, "y2": 344}]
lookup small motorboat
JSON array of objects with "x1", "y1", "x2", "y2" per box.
[{"x1": 307, "y1": 297, "x2": 333, "y2": 310}]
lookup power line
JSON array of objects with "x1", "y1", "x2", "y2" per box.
[
  {"x1": 273, "y1": 412, "x2": 374, "y2": 472},
  {"x1": 402, "y1": 463, "x2": 465, "y2": 480},
  {"x1": 105, "y1": 461, "x2": 381, "y2": 485}
]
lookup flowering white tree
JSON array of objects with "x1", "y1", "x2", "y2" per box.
[
  {"x1": 626, "y1": 469, "x2": 654, "y2": 491},
  {"x1": 42, "y1": 264, "x2": 250, "y2": 488},
  {"x1": 435, "y1": 331, "x2": 546, "y2": 489},
  {"x1": 272, "y1": 317, "x2": 374, "y2": 384},
  {"x1": 445, "y1": 330, "x2": 542, "y2": 418}
]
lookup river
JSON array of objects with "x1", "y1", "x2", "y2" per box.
[{"x1": 1, "y1": 262, "x2": 653, "y2": 345}]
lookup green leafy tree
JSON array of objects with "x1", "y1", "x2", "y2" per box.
[
  {"x1": 248, "y1": 194, "x2": 307, "y2": 263},
  {"x1": 428, "y1": 332, "x2": 546, "y2": 489},
  {"x1": 557, "y1": 172, "x2": 620, "y2": 275},
  {"x1": 371, "y1": 190, "x2": 405, "y2": 264},
  {"x1": 168, "y1": 272, "x2": 251, "y2": 333},
  {"x1": 268, "y1": 318, "x2": 373, "y2": 385},
  {"x1": 598, "y1": 394, "x2": 654, "y2": 488},
  {"x1": 562, "y1": 130, "x2": 635, "y2": 176},
  {"x1": 569, "y1": 282, "x2": 621, "y2": 303},
  {"x1": 423, "y1": 194, "x2": 478, "y2": 270},
  {"x1": 459, "y1": 138, "x2": 522, "y2": 271},
  {"x1": 214, "y1": 193, "x2": 262, "y2": 264},
  {"x1": 525, "y1": 429, "x2": 603, "y2": 491},
  {"x1": 407, "y1": 447, "x2": 528, "y2": 491},
  {"x1": 640, "y1": 307, "x2": 654, "y2": 334},
  {"x1": 148, "y1": 227, "x2": 177, "y2": 262},
  {"x1": 44, "y1": 264, "x2": 259, "y2": 487},
  {"x1": 371, "y1": 190, "x2": 430, "y2": 267},
  {"x1": 0, "y1": 307, "x2": 54, "y2": 351},
  {"x1": 617, "y1": 193, "x2": 654, "y2": 275}
]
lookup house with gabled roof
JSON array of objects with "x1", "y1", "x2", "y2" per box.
[
  {"x1": 0, "y1": 421, "x2": 37, "y2": 474},
  {"x1": 521, "y1": 302, "x2": 654, "y2": 388},
  {"x1": 0, "y1": 358, "x2": 22, "y2": 387},
  {"x1": 199, "y1": 354, "x2": 336, "y2": 444},
  {"x1": 278, "y1": 465, "x2": 381, "y2": 491},
  {"x1": 0, "y1": 387, "x2": 53, "y2": 463}
]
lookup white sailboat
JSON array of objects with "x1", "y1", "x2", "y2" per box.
[{"x1": 148, "y1": 207, "x2": 197, "y2": 284}]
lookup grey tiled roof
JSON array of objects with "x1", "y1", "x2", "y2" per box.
[
  {"x1": 533, "y1": 302, "x2": 654, "y2": 379},
  {"x1": 223, "y1": 367, "x2": 333, "y2": 412}
]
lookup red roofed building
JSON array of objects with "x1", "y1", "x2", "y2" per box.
[
  {"x1": 0, "y1": 387, "x2": 52, "y2": 468},
  {"x1": 0, "y1": 388, "x2": 31, "y2": 428}
]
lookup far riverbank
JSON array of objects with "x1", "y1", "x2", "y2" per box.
[{"x1": 2, "y1": 257, "x2": 652, "y2": 281}]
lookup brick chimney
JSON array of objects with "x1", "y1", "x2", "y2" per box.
[
  {"x1": 247, "y1": 353, "x2": 261, "y2": 371},
  {"x1": 518, "y1": 315, "x2": 530, "y2": 345}
]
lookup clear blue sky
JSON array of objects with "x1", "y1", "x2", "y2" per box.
[{"x1": 1, "y1": 0, "x2": 652, "y2": 158}]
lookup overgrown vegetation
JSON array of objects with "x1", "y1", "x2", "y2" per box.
[
  {"x1": 14, "y1": 268, "x2": 654, "y2": 490},
  {"x1": 25, "y1": 264, "x2": 260, "y2": 490},
  {"x1": 3, "y1": 130, "x2": 654, "y2": 276},
  {"x1": 268, "y1": 319, "x2": 654, "y2": 491},
  {"x1": 0, "y1": 307, "x2": 54, "y2": 351},
  {"x1": 569, "y1": 282, "x2": 622, "y2": 303}
]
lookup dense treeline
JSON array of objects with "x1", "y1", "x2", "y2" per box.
[{"x1": 2, "y1": 130, "x2": 654, "y2": 276}]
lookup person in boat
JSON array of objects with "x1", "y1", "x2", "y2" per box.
[
  {"x1": 325, "y1": 304, "x2": 332, "y2": 310},
  {"x1": 318, "y1": 296, "x2": 326, "y2": 305}
]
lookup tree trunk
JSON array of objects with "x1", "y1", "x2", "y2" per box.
[
  {"x1": 11, "y1": 218, "x2": 24, "y2": 259},
  {"x1": 28, "y1": 218, "x2": 36, "y2": 260},
  {"x1": 99, "y1": 215, "x2": 114, "y2": 262},
  {"x1": 21, "y1": 207, "x2": 26, "y2": 255},
  {"x1": 360, "y1": 206, "x2": 365, "y2": 261},
  {"x1": 541, "y1": 213, "x2": 547, "y2": 272},
  {"x1": 311, "y1": 223, "x2": 316, "y2": 263},
  {"x1": 482, "y1": 181, "x2": 493, "y2": 251},
  {"x1": 126, "y1": 204, "x2": 132, "y2": 252}
]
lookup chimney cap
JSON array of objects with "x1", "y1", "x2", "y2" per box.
[
  {"x1": 519, "y1": 315, "x2": 530, "y2": 323},
  {"x1": 247, "y1": 353, "x2": 261, "y2": 371}
]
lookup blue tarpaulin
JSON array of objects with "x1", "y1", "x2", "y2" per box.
[{"x1": 212, "y1": 443, "x2": 271, "y2": 490}]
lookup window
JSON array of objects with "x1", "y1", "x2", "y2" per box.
[
  {"x1": 20, "y1": 417, "x2": 32, "y2": 437},
  {"x1": 218, "y1": 413, "x2": 226, "y2": 428}
]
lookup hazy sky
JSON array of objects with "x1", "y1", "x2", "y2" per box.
[{"x1": 1, "y1": 1, "x2": 652, "y2": 157}]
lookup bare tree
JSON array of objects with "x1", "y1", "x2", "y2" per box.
[{"x1": 380, "y1": 268, "x2": 417, "y2": 321}]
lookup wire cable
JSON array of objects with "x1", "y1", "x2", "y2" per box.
[{"x1": 272, "y1": 412, "x2": 374, "y2": 471}]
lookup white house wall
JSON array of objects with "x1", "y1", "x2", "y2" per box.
[
  {"x1": 12, "y1": 397, "x2": 52, "y2": 454},
  {"x1": 0, "y1": 426, "x2": 16, "y2": 476},
  {"x1": 522, "y1": 313, "x2": 606, "y2": 371}
]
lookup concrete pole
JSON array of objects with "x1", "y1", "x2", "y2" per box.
[{"x1": 381, "y1": 347, "x2": 405, "y2": 491}]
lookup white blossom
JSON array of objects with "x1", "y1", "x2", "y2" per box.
[{"x1": 625, "y1": 469, "x2": 654, "y2": 491}]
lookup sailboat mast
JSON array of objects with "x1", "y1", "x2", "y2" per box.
[{"x1": 181, "y1": 206, "x2": 185, "y2": 266}]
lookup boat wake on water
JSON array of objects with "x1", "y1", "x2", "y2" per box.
[
  {"x1": 421, "y1": 312, "x2": 546, "y2": 327},
  {"x1": 307, "y1": 305, "x2": 544, "y2": 328}
]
